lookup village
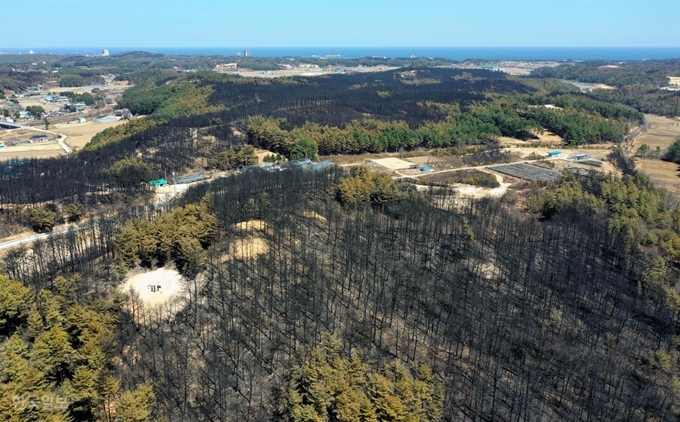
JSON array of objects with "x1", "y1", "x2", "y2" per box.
[{"x1": 0, "y1": 77, "x2": 133, "y2": 157}]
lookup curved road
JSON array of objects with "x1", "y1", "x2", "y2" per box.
[
  {"x1": 0, "y1": 122, "x2": 72, "y2": 154},
  {"x1": 0, "y1": 226, "x2": 80, "y2": 252}
]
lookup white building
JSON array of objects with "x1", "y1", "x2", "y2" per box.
[{"x1": 102, "y1": 49, "x2": 110, "y2": 56}]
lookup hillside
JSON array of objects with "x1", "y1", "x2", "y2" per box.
[
  {"x1": 1, "y1": 57, "x2": 680, "y2": 421},
  {"x1": 1, "y1": 166, "x2": 679, "y2": 421}
]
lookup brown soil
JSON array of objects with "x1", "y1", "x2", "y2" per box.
[
  {"x1": 223, "y1": 236, "x2": 269, "y2": 261},
  {"x1": 233, "y1": 219, "x2": 268, "y2": 232}
]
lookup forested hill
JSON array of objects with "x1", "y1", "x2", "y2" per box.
[
  {"x1": 2, "y1": 166, "x2": 679, "y2": 420},
  {"x1": 531, "y1": 60, "x2": 680, "y2": 87},
  {"x1": 0, "y1": 68, "x2": 643, "y2": 209},
  {"x1": 531, "y1": 59, "x2": 680, "y2": 116}
]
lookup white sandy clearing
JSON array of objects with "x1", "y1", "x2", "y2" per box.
[
  {"x1": 669, "y1": 77, "x2": 680, "y2": 86},
  {"x1": 453, "y1": 173, "x2": 511, "y2": 199},
  {"x1": 119, "y1": 268, "x2": 185, "y2": 307},
  {"x1": 371, "y1": 157, "x2": 415, "y2": 170}
]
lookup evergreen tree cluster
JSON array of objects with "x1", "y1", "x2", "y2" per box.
[
  {"x1": 114, "y1": 198, "x2": 217, "y2": 273},
  {"x1": 0, "y1": 274, "x2": 155, "y2": 422},
  {"x1": 531, "y1": 59, "x2": 680, "y2": 88},
  {"x1": 286, "y1": 334, "x2": 443, "y2": 421}
]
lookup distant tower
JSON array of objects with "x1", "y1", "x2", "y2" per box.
[
  {"x1": 29, "y1": 50, "x2": 35, "y2": 55},
  {"x1": 244, "y1": 49, "x2": 250, "y2": 57},
  {"x1": 102, "y1": 49, "x2": 110, "y2": 56}
]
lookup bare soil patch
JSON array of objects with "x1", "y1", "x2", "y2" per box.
[
  {"x1": 301, "y1": 210, "x2": 327, "y2": 223},
  {"x1": 255, "y1": 148, "x2": 273, "y2": 163},
  {"x1": 371, "y1": 157, "x2": 415, "y2": 170},
  {"x1": 499, "y1": 67, "x2": 532, "y2": 76},
  {"x1": 119, "y1": 268, "x2": 186, "y2": 308},
  {"x1": 223, "y1": 236, "x2": 269, "y2": 261},
  {"x1": 233, "y1": 219, "x2": 268, "y2": 232},
  {"x1": 319, "y1": 151, "x2": 410, "y2": 166}
]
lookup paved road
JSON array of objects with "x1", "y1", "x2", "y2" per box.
[
  {"x1": 0, "y1": 171, "x2": 220, "y2": 252},
  {"x1": 0, "y1": 231, "x2": 59, "y2": 252}
]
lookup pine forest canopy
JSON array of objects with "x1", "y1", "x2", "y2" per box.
[
  {"x1": 0, "y1": 55, "x2": 680, "y2": 421},
  {"x1": 1, "y1": 165, "x2": 679, "y2": 420}
]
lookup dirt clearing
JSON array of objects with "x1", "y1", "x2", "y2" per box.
[
  {"x1": 371, "y1": 157, "x2": 416, "y2": 170},
  {"x1": 119, "y1": 268, "x2": 186, "y2": 307},
  {"x1": 255, "y1": 148, "x2": 274, "y2": 163},
  {"x1": 223, "y1": 236, "x2": 269, "y2": 261},
  {"x1": 233, "y1": 219, "x2": 268, "y2": 232}
]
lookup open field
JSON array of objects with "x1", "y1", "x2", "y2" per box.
[
  {"x1": 0, "y1": 148, "x2": 64, "y2": 159},
  {"x1": 17, "y1": 97, "x2": 62, "y2": 112},
  {"x1": 0, "y1": 127, "x2": 63, "y2": 159},
  {"x1": 229, "y1": 66, "x2": 399, "y2": 79},
  {"x1": 371, "y1": 157, "x2": 415, "y2": 170},
  {"x1": 632, "y1": 114, "x2": 680, "y2": 152},
  {"x1": 0, "y1": 119, "x2": 124, "y2": 158},
  {"x1": 0, "y1": 127, "x2": 55, "y2": 143},
  {"x1": 637, "y1": 158, "x2": 680, "y2": 195},
  {"x1": 668, "y1": 76, "x2": 680, "y2": 86},
  {"x1": 54, "y1": 119, "x2": 127, "y2": 149},
  {"x1": 45, "y1": 82, "x2": 130, "y2": 95},
  {"x1": 629, "y1": 115, "x2": 680, "y2": 195},
  {"x1": 561, "y1": 80, "x2": 616, "y2": 91}
]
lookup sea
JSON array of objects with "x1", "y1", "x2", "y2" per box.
[{"x1": 1, "y1": 47, "x2": 679, "y2": 61}]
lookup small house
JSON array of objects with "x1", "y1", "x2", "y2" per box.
[
  {"x1": 29, "y1": 134, "x2": 49, "y2": 142},
  {"x1": 77, "y1": 117, "x2": 87, "y2": 123},
  {"x1": 548, "y1": 151, "x2": 561, "y2": 157}
]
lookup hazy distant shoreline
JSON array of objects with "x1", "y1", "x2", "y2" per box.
[{"x1": 1, "y1": 46, "x2": 679, "y2": 61}]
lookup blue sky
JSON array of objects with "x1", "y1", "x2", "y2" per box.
[{"x1": 1, "y1": 0, "x2": 678, "y2": 48}]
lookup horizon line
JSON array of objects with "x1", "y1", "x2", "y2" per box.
[{"x1": 2, "y1": 45, "x2": 679, "y2": 50}]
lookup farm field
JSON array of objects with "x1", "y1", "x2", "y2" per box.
[
  {"x1": 54, "y1": 120, "x2": 127, "y2": 149},
  {"x1": 631, "y1": 114, "x2": 680, "y2": 194},
  {"x1": 633, "y1": 114, "x2": 680, "y2": 151},
  {"x1": 637, "y1": 158, "x2": 680, "y2": 195},
  {"x1": 0, "y1": 144, "x2": 64, "y2": 159}
]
